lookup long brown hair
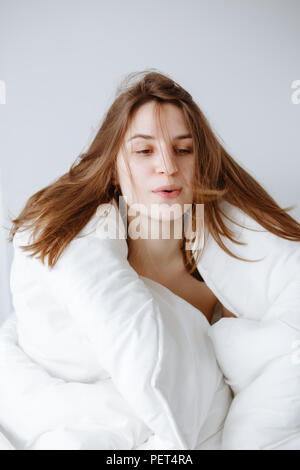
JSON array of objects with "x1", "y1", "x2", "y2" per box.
[{"x1": 7, "y1": 69, "x2": 300, "y2": 272}]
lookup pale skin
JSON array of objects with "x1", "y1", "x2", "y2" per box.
[{"x1": 115, "y1": 101, "x2": 237, "y2": 324}]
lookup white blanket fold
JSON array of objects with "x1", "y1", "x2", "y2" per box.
[
  {"x1": 0, "y1": 314, "x2": 153, "y2": 450},
  {"x1": 209, "y1": 316, "x2": 300, "y2": 450},
  {"x1": 0, "y1": 278, "x2": 231, "y2": 450}
]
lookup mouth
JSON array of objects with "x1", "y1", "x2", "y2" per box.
[{"x1": 152, "y1": 188, "x2": 182, "y2": 199}]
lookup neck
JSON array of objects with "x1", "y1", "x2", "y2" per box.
[{"x1": 127, "y1": 212, "x2": 186, "y2": 276}]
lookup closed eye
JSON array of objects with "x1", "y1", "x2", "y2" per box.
[{"x1": 136, "y1": 149, "x2": 192, "y2": 155}]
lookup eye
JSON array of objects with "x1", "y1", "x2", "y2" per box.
[
  {"x1": 176, "y1": 149, "x2": 192, "y2": 155},
  {"x1": 135, "y1": 149, "x2": 192, "y2": 155},
  {"x1": 136, "y1": 150, "x2": 151, "y2": 154}
]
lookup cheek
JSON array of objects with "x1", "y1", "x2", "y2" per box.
[
  {"x1": 118, "y1": 162, "x2": 150, "y2": 198},
  {"x1": 129, "y1": 162, "x2": 151, "y2": 183},
  {"x1": 179, "y1": 159, "x2": 195, "y2": 181}
]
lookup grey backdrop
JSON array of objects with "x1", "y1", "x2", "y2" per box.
[{"x1": 0, "y1": 0, "x2": 299, "y2": 324}]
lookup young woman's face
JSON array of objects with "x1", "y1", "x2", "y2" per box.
[{"x1": 116, "y1": 101, "x2": 195, "y2": 221}]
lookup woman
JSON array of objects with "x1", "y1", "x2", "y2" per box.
[
  {"x1": 114, "y1": 96, "x2": 232, "y2": 324},
  {"x1": 11, "y1": 70, "x2": 255, "y2": 321},
  {"x1": 2, "y1": 70, "x2": 300, "y2": 450}
]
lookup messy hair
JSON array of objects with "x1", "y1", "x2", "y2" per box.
[{"x1": 8, "y1": 69, "x2": 300, "y2": 272}]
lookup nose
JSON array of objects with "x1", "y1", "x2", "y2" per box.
[{"x1": 155, "y1": 150, "x2": 178, "y2": 175}]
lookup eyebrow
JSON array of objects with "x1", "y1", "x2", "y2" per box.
[{"x1": 127, "y1": 133, "x2": 192, "y2": 142}]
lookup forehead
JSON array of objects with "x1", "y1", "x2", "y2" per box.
[{"x1": 126, "y1": 101, "x2": 188, "y2": 138}]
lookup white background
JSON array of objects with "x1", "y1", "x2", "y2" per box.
[{"x1": 0, "y1": 0, "x2": 299, "y2": 324}]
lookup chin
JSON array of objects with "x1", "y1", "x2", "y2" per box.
[{"x1": 148, "y1": 203, "x2": 184, "y2": 222}]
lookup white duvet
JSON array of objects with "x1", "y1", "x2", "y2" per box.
[
  {"x1": 0, "y1": 276, "x2": 231, "y2": 450},
  {"x1": 196, "y1": 201, "x2": 300, "y2": 450},
  {"x1": 1, "y1": 199, "x2": 299, "y2": 450},
  {"x1": 208, "y1": 316, "x2": 300, "y2": 450}
]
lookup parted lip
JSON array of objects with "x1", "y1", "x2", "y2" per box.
[{"x1": 153, "y1": 185, "x2": 182, "y2": 192}]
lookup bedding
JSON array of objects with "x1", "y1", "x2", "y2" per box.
[
  {"x1": 0, "y1": 430, "x2": 15, "y2": 450},
  {"x1": 194, "y1": 200, "x2": 300, "y2": 450},
  {"x1": 3, "y1": 197, "x2": 299, "y2": 450},
  {"x1": 0, "y1": 286, "x2": 230, "y2": 451},
  {"x1": 0, "y1": 200, "x2": 231, "y2": 450},
  {"x1": 208, "y1": 317, "x2": 300, "y2": 450}
]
